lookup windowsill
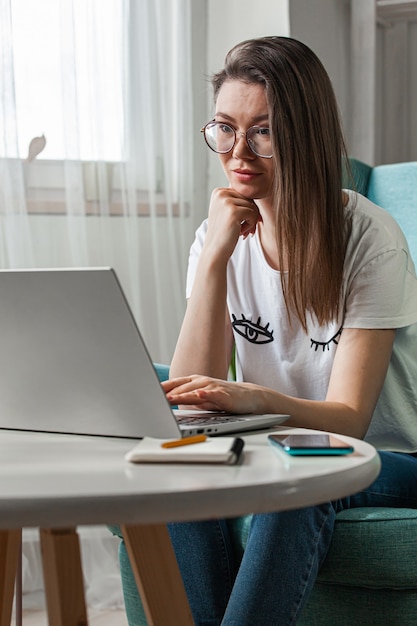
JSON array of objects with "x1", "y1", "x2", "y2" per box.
[
  {"x1": 1, "y1": 159, "x2": 188, "y2": 216},
  {"x1": 26, "y1": 199, "x2": 183, "y2": 217}
]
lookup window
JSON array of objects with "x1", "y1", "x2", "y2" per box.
[
  {"x1": 4, "y1": 0, "x2": 192, "y2": 216},
  {"x1": 12, "y1": 0, "x2": 124, "y2": 162}
]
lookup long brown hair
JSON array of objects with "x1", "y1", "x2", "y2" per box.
[{"x1": 212, "y1": 36, "x2": 351, "y2": 331}]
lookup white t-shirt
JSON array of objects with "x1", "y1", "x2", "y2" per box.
[{"x1": 186, "y1": 191, "x2": 417, "y2": 452}]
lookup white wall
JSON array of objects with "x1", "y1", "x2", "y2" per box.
[
  {"x1": 289, "y1": 0, "x2": 351, "y2": 145},
  {"x1": 207, "y1": 0, "x2": 290, "y2": 74},
  {"x1": 290, "y1": 0, "x2": 417, "y2": 165}
]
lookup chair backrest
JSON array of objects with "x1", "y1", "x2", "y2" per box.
[
  {"x1": 348, "y1": 158, "x2": 373, "y2": 196},
  {"x1": 347, "y1": 158, "x2": 417, "y2": 264},
  {"x1": 366, "y1": 162, "x2": 417, "y2": 263}
]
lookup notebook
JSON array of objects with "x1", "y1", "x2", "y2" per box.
[{"x1": 0, "y1": 268, "x2": 289, "y2": 439}]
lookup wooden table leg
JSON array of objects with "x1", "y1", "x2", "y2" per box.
[
  {"x1": 121, "y1": 524, "x2": 195, "y2": 626},
  {"x1": 15, "y1": 533, "x2": 22, "y2": 626},
  {"x1": 40, "y1": 528, "x2": 88, "y2": 626},
  {"x1": 0, "y1": 529, "x2": 21, "y2": 626}
]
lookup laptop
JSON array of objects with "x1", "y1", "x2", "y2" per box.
[{"x1": 0, "y1": 268, "x2": 289, "y2": 439}]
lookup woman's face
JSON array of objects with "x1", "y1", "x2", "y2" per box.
[{"x1": 214, "y1": 80, "x2": 275, "y2": 201}]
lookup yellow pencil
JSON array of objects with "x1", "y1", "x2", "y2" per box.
[{"x1": 161, "y1": 434, "x2": 207, "y2": 449}]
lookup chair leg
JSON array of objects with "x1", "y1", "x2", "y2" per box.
[{"x1": 0, "y1": 530, "x2": 21, "y2": 626}]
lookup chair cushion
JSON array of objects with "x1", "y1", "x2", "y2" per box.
[
  {"x1": 318, "y1": 507, "x2": 417, "y2": 589},
  {"x1": 228, "y1": 507, "x2": 417, "y2": 589},
  {"x1": 227, "y1": 514, "x2": 252, "y2": 560},
  {"x1": 299, "y1": 507, "x2": 417, "y2": 625}
]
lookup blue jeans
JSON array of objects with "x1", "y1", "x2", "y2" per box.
[{"x1": 121, "y1": 451, "x2": 417, "y2": 626}]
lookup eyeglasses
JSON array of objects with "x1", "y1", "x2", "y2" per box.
[{"x1": 201, "y1": 121, "x2": 273, "y2": 159}]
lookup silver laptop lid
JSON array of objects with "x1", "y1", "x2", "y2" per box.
[{"x1": 0, "y1": 268, "x2": 180, "y2": 439}]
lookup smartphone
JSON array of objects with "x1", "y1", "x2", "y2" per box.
[{"x1": 268, "y1": 433, "x2": 354, "y2": 456}]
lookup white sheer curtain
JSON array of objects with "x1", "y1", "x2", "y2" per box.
[
  {"x1": 0, "y1": 0, "x2": 194, "y2": 363},
  {"x1": 1, "y1": 0, "x2": 195, "y2": 612},
  {"x1": 0, "y1": 0, "x2": 34, "y2": 268}
]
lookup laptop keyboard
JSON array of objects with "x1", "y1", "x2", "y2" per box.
[{"x1": 176, "y1": 412, "x2": 247, "y2": 425}]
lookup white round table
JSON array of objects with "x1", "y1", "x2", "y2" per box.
[{"x1": 0, "y1": 427, "x2": 380, "y2": 626}]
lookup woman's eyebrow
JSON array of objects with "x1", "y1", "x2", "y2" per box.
[{"x1": 214, "y1": 112, "x2": 269, "y2": 124}]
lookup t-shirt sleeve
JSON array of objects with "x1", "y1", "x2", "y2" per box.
[
  {"x1": 185, "y1": 220, "x2": 208, "y2": 299},
  {"x1": 344, "y1": 248, "x2": 417, "y2": 328}
]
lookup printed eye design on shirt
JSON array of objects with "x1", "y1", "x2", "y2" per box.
[
  {"x1": 310, "y1": 326, "x2": 343, "y2": 352},
  {"x1": 231, "y1": 313, "x2": 274, "y2": 344}
]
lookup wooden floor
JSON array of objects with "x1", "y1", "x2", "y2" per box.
[
  {"x1": 15, "y1": 527, "x2": 129, "y2": 624},
  {"x1": 14, "y1": 608, "x2": 128, "y2": 626},
  {"x1": 13, "y1": 592, "x2": 128, "y2": 626}
]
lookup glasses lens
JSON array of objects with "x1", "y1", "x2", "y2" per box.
[
  {"x1": 247, "y1": 126, "x2": 272, "y2": 158},
  {"x1": 204, "y1": 122, "x2": 235, "y2": 154}
]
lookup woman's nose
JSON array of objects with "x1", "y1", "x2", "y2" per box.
[{"x1": 233, "y1": 132, "x2": 255, "y2": 159}]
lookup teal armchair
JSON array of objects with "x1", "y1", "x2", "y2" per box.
[
  {"x1": 297, "y1": 159, "x2": 417, "y2": 624},
  {"x1": 115, "y1": 160, "x2": 417, "y2": 625}
]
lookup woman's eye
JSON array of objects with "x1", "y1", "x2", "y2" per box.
[
  {"x1": 219, "y1": 124, "x2": 233, "y2": 134},
  {"x1": 257, "y1": 127, "x2": 270, "y2": 136}
]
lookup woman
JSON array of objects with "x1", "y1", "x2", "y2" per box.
[{"x1": 142, "y1": 37, "x2": 417, "y2": 625}]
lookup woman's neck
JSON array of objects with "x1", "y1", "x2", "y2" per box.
[{"x1": 256, "y1": 205, "x2": 286, "y2": 271}]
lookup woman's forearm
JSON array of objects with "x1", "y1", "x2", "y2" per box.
[
  {"x1": 171, "y1": 188, "x2": 262, "y2": 380},
  {"x1": 170, "y1": 253, "x2": 232, "y2": 380}
]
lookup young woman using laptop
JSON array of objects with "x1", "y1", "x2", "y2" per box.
[{"x1": 140, "y1": 37, "x2": 417, "y2": 625}]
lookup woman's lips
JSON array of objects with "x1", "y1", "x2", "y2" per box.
[{"x1": 233, "y1": 169, "x2": 260, "y2": 182}]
